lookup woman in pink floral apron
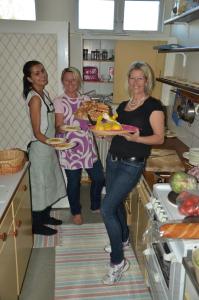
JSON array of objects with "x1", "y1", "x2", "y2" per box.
[{"x1": 54, "y1": 67, "x2": 105, "y2": 225}]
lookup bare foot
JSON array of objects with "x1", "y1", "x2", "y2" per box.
[{"x1": 72, "y1": 214, "x2": 83, "y2": 225}]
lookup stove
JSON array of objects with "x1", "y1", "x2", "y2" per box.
[
  {"x1": 143, "y1": 183, "x2": 199, "y2": 300},
  {"x1": 152, "y1": 183, "x2": 199, "y2": 257}
]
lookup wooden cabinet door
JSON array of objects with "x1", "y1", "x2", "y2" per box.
[
  {"x1": 13, "y1": 171, "x2": 33, "y2": 294},
  {"x1": 113, "y1": 40, "x2": 166, "y2": 103},
  {"x1": 0, "y1": 206, "x2": 18, "y2": 300},
  {"x1": 128, "y1": 188, "x2": 139, "y2": 250},
  {"x1": 136, "y1": 197, "x2": 150, "y2": 275},
  {"x1": 135, "y1": 179, "x2": 151, "y2": 276}
]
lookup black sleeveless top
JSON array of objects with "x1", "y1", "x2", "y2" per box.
[{"x1": 109, "y1": 97, "x2": 164, "y2": 159}]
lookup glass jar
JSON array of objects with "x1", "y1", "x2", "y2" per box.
[
  {"x1": 102, "y1": 50, "x2": 108, "y2": 60},
  {"x1": 83, "y1": 49, "x2": 88, "y2": 60}
]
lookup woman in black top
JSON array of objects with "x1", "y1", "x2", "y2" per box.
[{"x1": 101, "y1": 61, "x2": 165, "y2": 285}]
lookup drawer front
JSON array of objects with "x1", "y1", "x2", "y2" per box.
[
  {"x1": 14, "y1": 184, "x2": 33, "y2": 293},
  {"x1": 12, "y1": 171, "x2": 30, "y2": 214},
  {"x1": 0, "y1": 206, "x2": 18, "y2": 300},
  {"x1": 0, "y1": 205, "x2": 13, "y2": 251}
]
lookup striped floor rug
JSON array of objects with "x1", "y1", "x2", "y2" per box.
[{"x1": 55, "y1": 223, "x2": 151, "y2": 300}]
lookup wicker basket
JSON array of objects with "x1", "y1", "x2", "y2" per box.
[{"x1": 0, "y1": 149, "x2": 25, "y2": 175}]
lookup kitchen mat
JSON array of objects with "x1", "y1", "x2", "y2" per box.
[{"x1": 55, "y1": 223, "x2": 151, "y2": 299}]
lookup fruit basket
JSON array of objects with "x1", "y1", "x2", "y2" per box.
[{"x1": 0, "y1": 149, "x2": 25, "y2": 175}]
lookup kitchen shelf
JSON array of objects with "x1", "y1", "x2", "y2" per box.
[
  {"x1": 156, "y1": 77, "x2": 199, "y2": 95},
  {"x1": 83, "y1": 59, "x2": 114, "y2": 62},
  {"x1": 155, "y1": 46, "x2": 199, "y2": 53},
  {"x1": 83, "y1": 80, "x2": 113, "y2": 83},
  {"x1": 164, "y1": 6, "x2": 199, "y2": 25}
]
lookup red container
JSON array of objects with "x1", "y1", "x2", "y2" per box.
[{"x1": 83, "y1": 66, "x2": 99, "y2": 81}]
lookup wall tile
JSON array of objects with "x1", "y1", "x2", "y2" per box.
[{"x1": 0, "y1": 33, "x2": 58, "y2": 150}]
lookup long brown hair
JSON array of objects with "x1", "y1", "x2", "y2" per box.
[{"x1": 23, "y1": 60, "x2": 42, "y2": 98}]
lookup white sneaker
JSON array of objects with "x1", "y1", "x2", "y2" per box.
[
  {"x1": 104, "y1": 239, "x2": 130, "y2": 253},
  {"x1": 102, "y1": 259, "x2": 130, "y2": 285}
]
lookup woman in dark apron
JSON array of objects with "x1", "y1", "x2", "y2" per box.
[{"x1": 23, "y1": 60, "x2": 66, "y2": 235}]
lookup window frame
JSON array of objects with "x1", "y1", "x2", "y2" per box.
[{"x1": 76, "y1": 0, "x2": 164, "y2": 35}]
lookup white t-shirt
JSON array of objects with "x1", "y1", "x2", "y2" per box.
[{"x1": 26, "y1": 90, "x2": 54, "y2": 141}]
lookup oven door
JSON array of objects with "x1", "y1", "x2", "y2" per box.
[{"x1": 143, "y1": 241, "x2": 181, "y2": 300}]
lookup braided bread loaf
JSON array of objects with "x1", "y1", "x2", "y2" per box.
[{"x1": 160, "y1": 223, "x2": 199, "y2": 239}]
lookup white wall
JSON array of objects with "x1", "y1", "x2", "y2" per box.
[
  {"x1": 35, "y1": 0, "x2": 82, "y2": 71},
  {"x1": 166, "y1": 18, "x2": 199, "y2": 148},
  {"x1": 34, "y1": 0, "x2": 173, "y2": 73},
  {"x1": 35, "y1": 0, "x2": 76, "y2": 29}
]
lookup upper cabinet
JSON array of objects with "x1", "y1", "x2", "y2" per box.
[
  {"x1": 113, "y1": 40, "x2": 167, "y2": 103},
  {"x1": 164, "y1": 5, "x2": 199, "y2": 25}
]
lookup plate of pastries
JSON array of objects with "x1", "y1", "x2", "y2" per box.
[{"x1": 74, "y1": 100, "x2": 110, "y2": 122}]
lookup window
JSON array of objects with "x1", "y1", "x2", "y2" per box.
[
  {"x1": 78, "y1": 0, "x2": 163, "y2": 33},
  {"x1": 123, "y1": 1, "x2": 160, "y2": 31},
  {"x1": 0, "y1": 0, "x2": 36, "y2": 20},
  {"x1": 78, "y1": 0, "x2": 114, "y2": 30}
]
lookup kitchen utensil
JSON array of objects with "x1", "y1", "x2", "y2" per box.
[
  {"x1": 195, "y1": 103, "x2": 199, "y2": 115},
  {"x1": 54, "y1": 142, "x2": 76, "y2": 151},
  {"x1": 168, "y1": 191, "x2": 178, "y2": 206},
  {"x1": 177, "y1": 98, "x2": 195, "y2": 124},
  {"x1": 183, "y1": 148, "x2": 199, "y2": 166},
  {"x1": 46, "y1": 138, "x2": 65, "y2": 145},
  {"x1": 60, "y1": 125, "x2": 81, "y2": 132}
]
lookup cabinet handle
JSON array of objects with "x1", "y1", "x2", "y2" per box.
[
  {"x1": 16, "y1": 219, "x2": 22, "y2": 227},
  {"x1": 0, "y1": 232, "x2": 7, "y2": 241},
  {"x1": 22, "y1": 185, "x2": 27, "y2": 191},
  {"x1": 9, "y1": 230, "x2": 18, "y2": 237}
]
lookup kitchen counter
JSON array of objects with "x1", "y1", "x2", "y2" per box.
[
  {"x1": 0, "y1": 161, "x2": 33, "y2": 299},
  {"x1": 0, "y1": 162, "x2": 30, "y2": 221},
  {"x1": 154, "y1": 137, "x2": 189, "y2": 162},
  {"x1": 144, "y1": 137, "x2": 189, "y2": 189}
]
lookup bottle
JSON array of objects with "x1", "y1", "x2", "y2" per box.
[
  {"x1": 91, "y1": 50, "x2": 95, "y2": 60},
  {"x1": 102, "y1": 50, "x2": 108, "y2": 60},
  {"x1": 83, "y1": 49, "x2": 88, "y2": 60}
]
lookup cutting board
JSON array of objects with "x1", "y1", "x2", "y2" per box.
[{"x1": 146, "y1": 149, "x2": 185, "y2": 172}]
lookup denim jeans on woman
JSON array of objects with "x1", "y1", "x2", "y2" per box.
[
  {"x1": 101, "y1": 152, "x2": 145, "y2": 265},
  {"x1": 65, "y1": 159, "x2": 105, "y2": 215}
]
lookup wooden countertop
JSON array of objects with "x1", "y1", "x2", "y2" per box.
[
  {"x1": 153, "y1": 137, "x2": 189, "y2": 161},
  {"x1": 144, "y1": 137, "x2": 189, "y2": 189},
  {"x1": 0, "y1": 162, "x2": 30, "y2": 221}
]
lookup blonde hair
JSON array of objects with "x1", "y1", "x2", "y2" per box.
[
  {"x1": 61, "y1": 67, "x2": 82, "y2": 90},
  {"x1": 127, "y1": 61, "x2": 155, "y2": 96}
]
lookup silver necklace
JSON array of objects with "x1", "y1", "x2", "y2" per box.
[{"x1": 128, "y1": 96, "x2": 146, "y2": 108}]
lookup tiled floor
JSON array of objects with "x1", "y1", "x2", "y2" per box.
[{"x1": 19, "y1": 184, "x2": 103, "y2": 300}]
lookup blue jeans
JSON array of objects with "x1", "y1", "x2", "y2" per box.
[
  {"x1": 101, "y1": 153, "x2": 145, "y2": 265},
  {"x1": 65, "y1": 159, "x2": 105, "y2": 215}
]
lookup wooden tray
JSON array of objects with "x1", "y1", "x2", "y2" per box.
[{"x1": 146, "y1": 149, "x2": 185, "y2": 172}]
